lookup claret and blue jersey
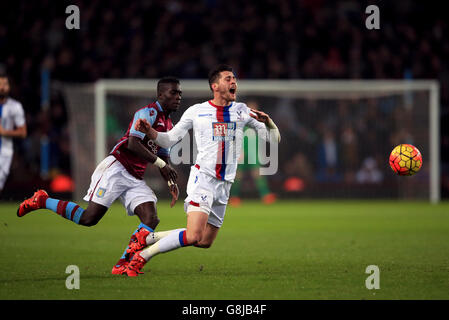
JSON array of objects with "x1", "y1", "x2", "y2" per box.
[{"x1": 110, "y1": 101, "x2": 172, "y2": 179}]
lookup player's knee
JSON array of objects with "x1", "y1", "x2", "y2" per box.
[
  {"x1": 186, "y1": 231, "x2": 203, "y2": 246},
  {"x1": 142, "y1": 216, "x2": 160, "y2": 230},
  {"x1": 196, "y1": 241, "x2": 213, "y2": 249},
  {"x1": 83, "y1": 217, "x2": 100, "y2": 227},
  {"x1": 79, "y1": 214, "x2": 100, "y2": 227}
]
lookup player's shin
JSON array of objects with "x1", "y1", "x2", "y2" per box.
[
  {"x1": 120, "y1": 223, "x2": 154, "y2": 260},
  {"x1": 139, "y1": 228, "x2": 188, "y2": 261},
  {"x1": 45, "y1": 198, "x2": 85, "y2": 224}
]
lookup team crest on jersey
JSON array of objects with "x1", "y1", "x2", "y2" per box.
[
  {"x1": 96, "y1": 188, "x2": 107, "y2": 198},
  {"x1": 212, "y1": 122, "x2": 236, "y2": 141},
  {"x1": 237, "y1": 110, "x2": 244, "y2": 120}
]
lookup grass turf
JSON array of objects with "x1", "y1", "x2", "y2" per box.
[{"x1": 0, "y1": 200, "x2": 448, "y2": 300}]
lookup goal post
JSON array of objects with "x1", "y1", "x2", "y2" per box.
[{"x1": 61, "y1": 79, "x2": 440, "y2": 203}]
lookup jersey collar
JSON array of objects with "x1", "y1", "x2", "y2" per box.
[
  {"x1": 208, "y1": 100, "x2": 233, "y2": 109},
  {"x1": 155, "y1": 101, "x2": 164, "y2": 112}
]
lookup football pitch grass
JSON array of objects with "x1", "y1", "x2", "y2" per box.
[{"x1": 0, "y1": 200, "x2": 449, "y2": 300}]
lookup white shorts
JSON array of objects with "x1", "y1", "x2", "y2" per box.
[
  {"x1": 83, "y1": 155, "x2": 157, "y2": 215},
  {"x1": 184, "y1": 165, "x2": 232, "y2": 228},
  {"x1": 0, "y1": 155, "x2": 13, "y2": 190}
]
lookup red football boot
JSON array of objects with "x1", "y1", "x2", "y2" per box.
[
  {"x1": 111, "y1": 258, "x2": 129, "y2": 275},
  {"x1": 111, "y1": 228, "x2": 150, "y2": 275},
  {"x1": 126, "y1": 228, "x2": 150, "y2": 260},
  {"x1": 17, "y1": 190, "x2": 49, "y2": 217},
  {"x1": 124, "y1": 251, "x2": 147, "y2": 277}
]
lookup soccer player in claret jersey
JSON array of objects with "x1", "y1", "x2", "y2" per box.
[
  {"x1": 122, "y1": 64, "x2": 281, "y2": 276},
  {"x1": 17, "y1": 77, "x2": 182, "y2": 274}
]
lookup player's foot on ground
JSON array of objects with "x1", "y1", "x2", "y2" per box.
[
  {"x1": 126, "y1": 227, "x2": 150, "y2": 260},
  {"x1": 111, "y1": 258, "x2": 129, "y2": 275},
  {"x1": 229, "y1": 196, "x2": 242, "y2": 207},
  {"x1": 262, "y1": 193, "x2": 277, "y2": 205},
  {"x1": 17, "y1": 189, "x2": 49, "y2": 217},
  {"x1": 124, "y1": 251, "x2": 147, "y2": 277}
]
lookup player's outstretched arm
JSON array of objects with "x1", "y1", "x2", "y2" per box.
[
  {"x1": 135, "y1": 117, "x2": 190, "y2": 148},
  {"x1": 249, "y1": 109, "x2": 281, "y2": 143}
]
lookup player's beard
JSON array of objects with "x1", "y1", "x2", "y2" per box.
[
  {"x1": 0, "y1": 92, "x2": 7, "y2": 100},
  {"x1": 228, "y1": 92, "x2": 236, "y2": 102}
]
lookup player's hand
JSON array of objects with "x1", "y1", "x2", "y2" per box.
[
  {"x1": 135, "y1": 118, "x2": 151, "y2": 133},
  {"x1": 134, "y1": 118, "x2": 159, "y2": 140},
  {"x1": 249, "y1": 108, "x2": 270, "y2": 125},
  {"x1": 168, "y1": 181, "x2": 179, "y2": 208},
  {"x1": 159, "y1": 164, "x2": 178, "y2": 184}
]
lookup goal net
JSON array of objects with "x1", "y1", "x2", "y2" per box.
[{"x1": 59, "y1": 79, "x2": 440, "y2": 203}]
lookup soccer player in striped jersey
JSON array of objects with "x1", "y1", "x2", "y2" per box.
[
  {"x1": 123, "y1": 65, "x2": 281, "y2": 276},
  {"x1": 17, "y1": 77, "x2": 181, "y2": 274},
  {"x1": 0, "y1": 73, "x2": 27, "y2": 194}
]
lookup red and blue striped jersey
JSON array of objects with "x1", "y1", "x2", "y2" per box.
[{"x1": 154, "y1": 100, "x2": 269, "y2": 182}]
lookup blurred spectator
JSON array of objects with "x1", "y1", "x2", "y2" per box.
[
  {"x1": 316, "y1": 128, "x2": 341, "y2": 182},
  {"x1": 0, "y1": 0, "x2": 448, "y2": 198},
  {"x1": 356, "y1": 157, "x2": 383, "y2": 184}
]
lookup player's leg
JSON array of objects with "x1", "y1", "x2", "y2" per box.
[
  {"x1": 122, "y1": 202, "x2": 177, "y2": 256},
  {"x1": 195, "y1": 223, "x2": 220, "y2": 248},
  {"x1": 17, "y1": 189, "x2": 107, "y2": 226},
  {"x1": 195, "y1": 194, "x2": 227, "y2": 248},
  {"x1": 134, "y1": 210, "x2": 207, "y2": 262},
  {"x1": 124, "y1": 209, "x2": 207, "y2": 276},
  {"x1": 17, "y1": 156, "x2": 121, "y2": 225},
  {"x1": 134, "y1": 201, "x2": 159, "y2": 229},
  {"x1": 123, "y1": 170, "x2": 214, "y2": 276},
  {"x1": 113, "y1": 201, "x2": 159, "y2": 274},
  {"x1": 0, "y1": 155, "x2": 13, "y2": 194},
  {"x1": 125, "y1": 202, "x2": 223, "y2": 276},
  {"x1": 112, "y1": 180, "x2": 180, "y2": 274}
]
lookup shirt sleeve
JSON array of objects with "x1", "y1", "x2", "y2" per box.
[
  {"x1": 129, "y1": 107, "x2": 158, "y2": 140},
  {"x1": 244, "y1": 106, "x2": 270, "y2": 142},
  {"x1": 155, "y1": 106, "x2": 195, "y2": 148},
  {"x1": 14, "y1": 102, "x2": 26, "y2": 127},
  {"x1": 157, "y1": 147, "x2": 170, "y2": 158}
]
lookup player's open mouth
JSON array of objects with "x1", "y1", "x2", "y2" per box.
[{"x1": 229, "y1": 88, "x2": 236, "y2": 94}]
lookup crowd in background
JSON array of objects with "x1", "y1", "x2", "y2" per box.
[{"x1": 0, "y1": 0, "x2": 448, "y2": 199}]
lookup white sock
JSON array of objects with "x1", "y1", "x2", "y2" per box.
[
  {"x1": 140, "y1": 228, "x2": 187, "y2": 261},
  {"x1": 145, "y1": 228, "x2": 185, "y2": 246}
]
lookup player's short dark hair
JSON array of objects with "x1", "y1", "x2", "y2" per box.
[
  {"x1": 208, "y1": 64, "x2": 233, "y2": 91},
  {"x1": 157, "y1": 76, "x2": 180, "y2": 94}
]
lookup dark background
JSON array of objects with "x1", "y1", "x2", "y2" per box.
[{"x1": 0, "y1": 0, "x2": 447, "y2": 200}]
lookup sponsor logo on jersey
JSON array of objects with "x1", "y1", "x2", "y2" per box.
[
  {"x1": 146, "y1": 140, "x2": 159, "y2": 154},
  {"x1": 198, "y1": 113, "x2": 213, "y2": 117},
  {"x1": 212, "y1": 122, "x2": 236, "y2": 141}
]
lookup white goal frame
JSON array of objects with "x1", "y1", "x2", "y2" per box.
[{"x1": 94, "y1": 79, "x2": 440, "y2": 203}]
